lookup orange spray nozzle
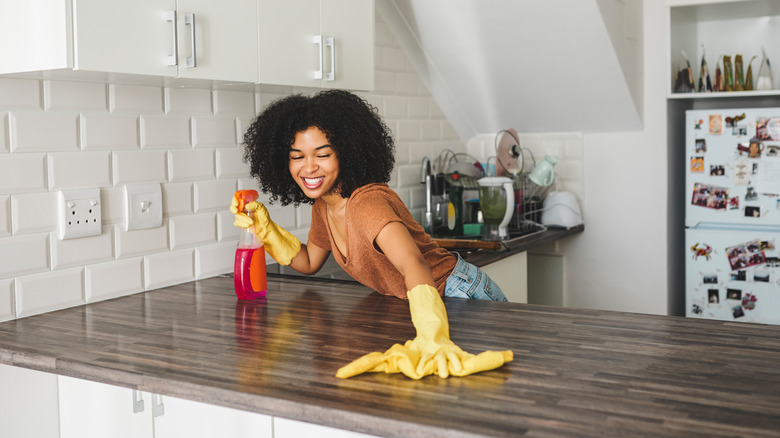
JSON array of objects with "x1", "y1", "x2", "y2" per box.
[{"x1": 234, "y1": 190, "x2": 259, "y2": 213}]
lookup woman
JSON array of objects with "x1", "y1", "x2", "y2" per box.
[
  {"x1": 233, "y1": 90, "x2": 512, "y2": 379},
  {"x1": 234, "y1": 89, "x2": 506, "y2": 302}
]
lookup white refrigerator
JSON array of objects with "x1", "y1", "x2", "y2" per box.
[{"x1": 685, "y1": 107, "x2": 780, "y2": 325}]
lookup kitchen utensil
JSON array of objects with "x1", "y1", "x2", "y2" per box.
[
  {"x1": 541, "y1": 191, "x2": 583, "y2": 228},
  {"x1": 478, "y1": 176, "x2": 514, "y2": 240}
]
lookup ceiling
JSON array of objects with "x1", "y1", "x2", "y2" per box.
[{"x1": 376, "y1": 0, "x2": 644, "y2": 142}]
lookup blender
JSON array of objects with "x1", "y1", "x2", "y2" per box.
[{"x1": 477, "y1": 176, "x2": 514, "y2": 240}]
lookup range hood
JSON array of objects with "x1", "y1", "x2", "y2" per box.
[{"x1": 377, "y1": 0, "x2": 643, "y2": 142}]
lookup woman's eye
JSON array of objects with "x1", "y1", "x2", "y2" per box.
[
  {"x1": 317, "y1": 154, "x2": 331, "y2": 159},
  {"x1": 290, "y1": 156, "x2": 303, "y2": 161}
]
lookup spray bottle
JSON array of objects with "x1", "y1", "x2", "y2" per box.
[{"x1": 233, "y1": 190, "x2": 267, "y2": 299}]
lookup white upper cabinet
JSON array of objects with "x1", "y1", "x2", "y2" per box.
[
  {"x1": 0, "y1": 0, "x2": 258, "y2": 83},
  {"x1": 258, "y1": 0, "x2": 374, "y2": 90}
]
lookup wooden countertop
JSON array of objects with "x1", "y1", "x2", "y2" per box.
[{"x1": 2, "y1": 275, "x2": 780, "y2": 437}]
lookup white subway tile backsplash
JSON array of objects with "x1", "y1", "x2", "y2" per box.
[
  {"x1": 195, "y1": 242, "x2": 234, "y2": 279},
  {"x1": 10, "y1": 192, "x2": 57, "y2": 235},
  {"x1": 217, "y1": 210, "x2": 240, "y2": 242},
  {"x1": 111, "y1": 84, "x2": 164, "y2": 114},
  {"x1": 267, "y1": 204, "x2": 295, "y2": 229},
  {"x1": 116, "y1": 223, "x2": 168, "y2": 259},
  {"x1": 407, "y1": 97, "x2": 429, "y2": 118},
  {"x1": 144, "y1": 249, "x2": 195, "y2": 290},
  {"x1": 216, "y1": 147, "x2": 249, "y2": 178},
  {"x1": 396, "y1": 120, "x2": 420, "y2": 141},
  {"x1": 374, "y1": 71, "x2": 395, "y2": 93},
  {"x1": 380, "y1": 47, "x2": 407, "y2": 72},
  {"x1": 0, "y1": 234, "x2": 49, "y2": 278},
  {"x1": 52, "y1": 225, "x2": 113, "y2": 269},
  {"x1": 46, "y1": 81, "x2": 107, "y2": 111},
  {"x1": 12, "y1": 112, "x2": 79, "y2": 152},
  {"x1": 101, "y1": 186, "x2": 125, "y2": 224},
  {"x1": 141, "y1": 116, "x2": 192, "y2": 149},
  {"x1": 167, "y1": 88, "x2": 213, "y2": 115},
  {"x1": 394, "y1": 73, "x2": 419, "y2": 96},
  {"x1": 1, "y1": 113, "x2": 8, "y2": 152},
  {"x1": 162, "y1": 182, "x2": 193, "y2": 217},
  {"x1": 194, "y1": 117, "x2": 237, "y2": 147},
  {"x1": 383, "y1": 96, "x2": 407, "y2": 118},
  {"x1": 169, "y1": 148, "x2": 215, "y2": 182},
  {"x1": 215, "y1": 90, "x2": 255, "y2": 115},
  {"x1": 48, "y1": 151, "x2": 111, "y2": 190},
  {"x1": 296, "y1": 203, "x2": 312, "y2": 228},
  {"x1": 420, "y1": 120, "x2": 441, "y2": 140},
  {"x1": 194, "y1": 179, "x2": 236, "y2": 213},
  {"x1": 0, "y1": 78, "x2": 41, "y2": 109},
  {"x1": 15, "y1": 267, "x2": 84, "y2": 318},
  {"x1": 112, "y1": 150, "x2": 167, "y2": 185},
  {"x1": 170, "y1": 213, "x2": 216, "y2": 250},
  {"x1": 0, "y1": 153, "x2": 47, "y2": 195},
  {"x1": 0, "y1": 279, "x2": 13, "y2": 322},
  {"x1": 83, "y1": 114, "x2": 139, "y2": 150},
  {"x1": 0, "y1": 196, "x2": 9, "y2": 237},
  {"x1": 85, "y1": 257, "x2": 143, "y2": 302}
]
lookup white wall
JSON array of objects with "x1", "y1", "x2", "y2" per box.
[{"x1": 0, "y1": 14, "x2": 464, "y2": 322}]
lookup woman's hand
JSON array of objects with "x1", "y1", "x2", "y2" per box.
[{"x1": 229, "y1": 197, "x2": 302, "y2": 266}]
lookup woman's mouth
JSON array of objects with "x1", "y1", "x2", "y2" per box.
[{"x1": 302, "y1": 176, "x2": 325, "y2": 189}]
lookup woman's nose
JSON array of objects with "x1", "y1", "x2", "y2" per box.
[{"x1": 303, "y1": 156, "x2": 317, "y2": 172}]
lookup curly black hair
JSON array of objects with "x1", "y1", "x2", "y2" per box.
[{"x1": 242, "y1": 90, "x2": 395, "y2": 206}]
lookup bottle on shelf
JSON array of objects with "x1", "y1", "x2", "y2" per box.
[{"x1": 233, "y1": 190, "x2": 267, "y2": 300}]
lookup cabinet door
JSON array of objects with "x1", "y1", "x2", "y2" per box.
[
  {"x1": 0, "y1": 364, "x2": 60, "y2": 438},
  {"x1": 73, "y1": 0, "x2": 178, "y2": 77},
  {"x1": 258, "y1": 0, "x2": 320, "y2": 88},
  {"x1": 273, "y1": 417, "x2": 379, "y2": 438},
  {"x1": 59, "y1": 376, "x2": 154, "y2": 438},
  {"x1": 154, "y1": 395, "x2": 272, "y2": 438},
  {"x1": 320, "y1": 0, "x2": 374, "y2": 91},
  {"x1": 176, "y1": 0, "x2": 258, "y2": 82}
]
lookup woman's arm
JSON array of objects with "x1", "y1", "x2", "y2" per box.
[
  {"x1": 288, "y1": 241, "x2": 331, "y2": 275},
  {"x1": 374, "y1": 222, "x2": 435, "y2": 293}
]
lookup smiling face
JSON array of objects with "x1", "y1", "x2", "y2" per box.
[{"x1": 289, "y1": 127, "x2": 341, "y2": 201}]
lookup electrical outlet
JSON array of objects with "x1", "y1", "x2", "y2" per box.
[
  {"x1": 58, "y1": 188, "x2": 102, "y2": 240},
  {"x1": 125, "y1": 183, "x2": 163, "y2": 231}
]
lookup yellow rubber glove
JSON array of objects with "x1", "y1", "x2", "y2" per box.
[
  {"x1": 230, "y1": 197, "x2": 302, "y2": 266},
  {"x1": 336, "y1": 284, "x2": 513, "y2": 379}
]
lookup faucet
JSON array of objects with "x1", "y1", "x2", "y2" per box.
[{"x1": 420, "y1": 157, "x2": 433, "y2": 234}]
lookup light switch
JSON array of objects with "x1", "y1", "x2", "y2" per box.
[{"x1": 124, "y1": 183, "x2": 163, "y2": 231}]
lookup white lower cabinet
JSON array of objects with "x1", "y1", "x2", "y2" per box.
[
  {"x1": 58, "y1": 375, "x2": 272, "y2": 438},
  {"x1": 0, "y1": 364, "x2": 60, "y2": 438},
  {"x1": 480, "y1": 251, "x2": 528, "y2": 303},
  {"x1": 273, "y1": 417, "x2": 379, "y2": 438}
]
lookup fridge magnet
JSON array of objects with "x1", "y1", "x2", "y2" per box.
[
  {"x1": 725, "y1": 113, "x2": 746, "y2": 128},
  {"x1": 754, "y1": 271, "x2": 770, "y2": 283},
  {"x1": 702, "y1": 274, "x2": 718, "y2": 284},
  {"x1": 760, "y1": 240, "x2": 775, "y2": 251},
  {"x1": 691, "y1": 242, "x2": 713, "y2": 260},
  {"x1": 734, "y1": 160, "x2": 749, "y2": 185},
  {"x1": 691, "y1": 300, "x2": 704, "y2": 316},
  {"x1": 725, "y1": 239, "x2": 766, "y2": 271},
  {"x1": 745, "y1": 186, "x2": 758, "y2": 201},
  {"x1": 731, "y1": 270, "x2": 747, "y2": 281},
  {"x1": 694, "y1": 119, "x2": 704, "y2": 130},
  {"x1": 695, "y1": 138, "x2": 707, "y2": 153},
  {"x1": 709, "y1": 164, "x2": 725, "y2": 176},
  {"x1": 756, "y1": 117, "x2": 780, "y2": 141},
  {"x1": 708, "y1": 289, "x2": 720, "y2": 303},
  {"x1": 691, "y1": 182, "x2": 729, "y2": 210},
  {"x1": 766, "y1": 145, "x2": 780, "y2": 157},
  {"x1": 748, "y1": 139, "x2": 764, "y2": 158},
  {"x1": 742, "y1": 292, "x2": 757, "y2": 311},
  {"x1": 766, "y1": 256, "x2": 780, "y2": 268},
  {"x1": 726, "y1": 288, "x2": 742, "y2": 300},
  {"x1": 728, "y1": 196, "x2": 740, "y2": 210},
  {"x1": 736, "y1": 142, "x2": 750, "y2": 156},
  {"x1": 744, "y1": 206, "x2": 761, "y2": 217},
  {"x1": 690, "y1": 156, "x2": 704, "y2": 173},
  {"x1": 732, "y1": 305, "x2": 745, "y2": 319},
  {"x1": 709, "y1": 115, "x2": 723, "y2": 134}
]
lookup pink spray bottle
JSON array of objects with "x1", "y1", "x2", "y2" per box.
[{"x1": 233, "y1": 190, "x2": 267, "y2": 299}]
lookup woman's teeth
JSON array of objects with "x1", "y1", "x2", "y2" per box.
[{"x1": 303, "y1": 177, "x2": 324, "y2": 188}]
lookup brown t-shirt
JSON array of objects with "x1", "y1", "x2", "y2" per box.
[{"x1": 307, "y1": 183, "x2": 456, "y2": 299}]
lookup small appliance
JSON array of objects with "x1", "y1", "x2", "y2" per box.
[
  {"x1": 541, "y1": 191, "x2": 583, "y2": 228},
  {"x1": 477, "y1": 176, "x2": 514, "y2": 240}
]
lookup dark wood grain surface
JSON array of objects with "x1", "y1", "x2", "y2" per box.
[{"x1": 1, "y1": 274, "x2": 780, "y2": 437}]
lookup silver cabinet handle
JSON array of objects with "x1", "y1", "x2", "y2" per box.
[
  {"x1": 325, "y1": 37, "x2": 335, "y2": 81},
  {"x1": 184, "y1": 13, "x2": 196, "y2": 68},
  {"x1": 152, "y1": 393, "x2": 165, "y2": 417},
  {"x1": 132, "y1": 390, "x2": 145, "y2": 413},
  {"x1": 165, "y1": 10, "x2": 178, "y2": 66},
  {"x1": 313, "y1": 35, "x2": 323, "y2": 79}
]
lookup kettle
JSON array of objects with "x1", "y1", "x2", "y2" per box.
[{"x1": 477, "y1": 176, "x2": 514, "y2": 240}]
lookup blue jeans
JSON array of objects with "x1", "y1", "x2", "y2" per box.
[{"x1": 444, "y1": 253, "x2": 508, "y2": 301}]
